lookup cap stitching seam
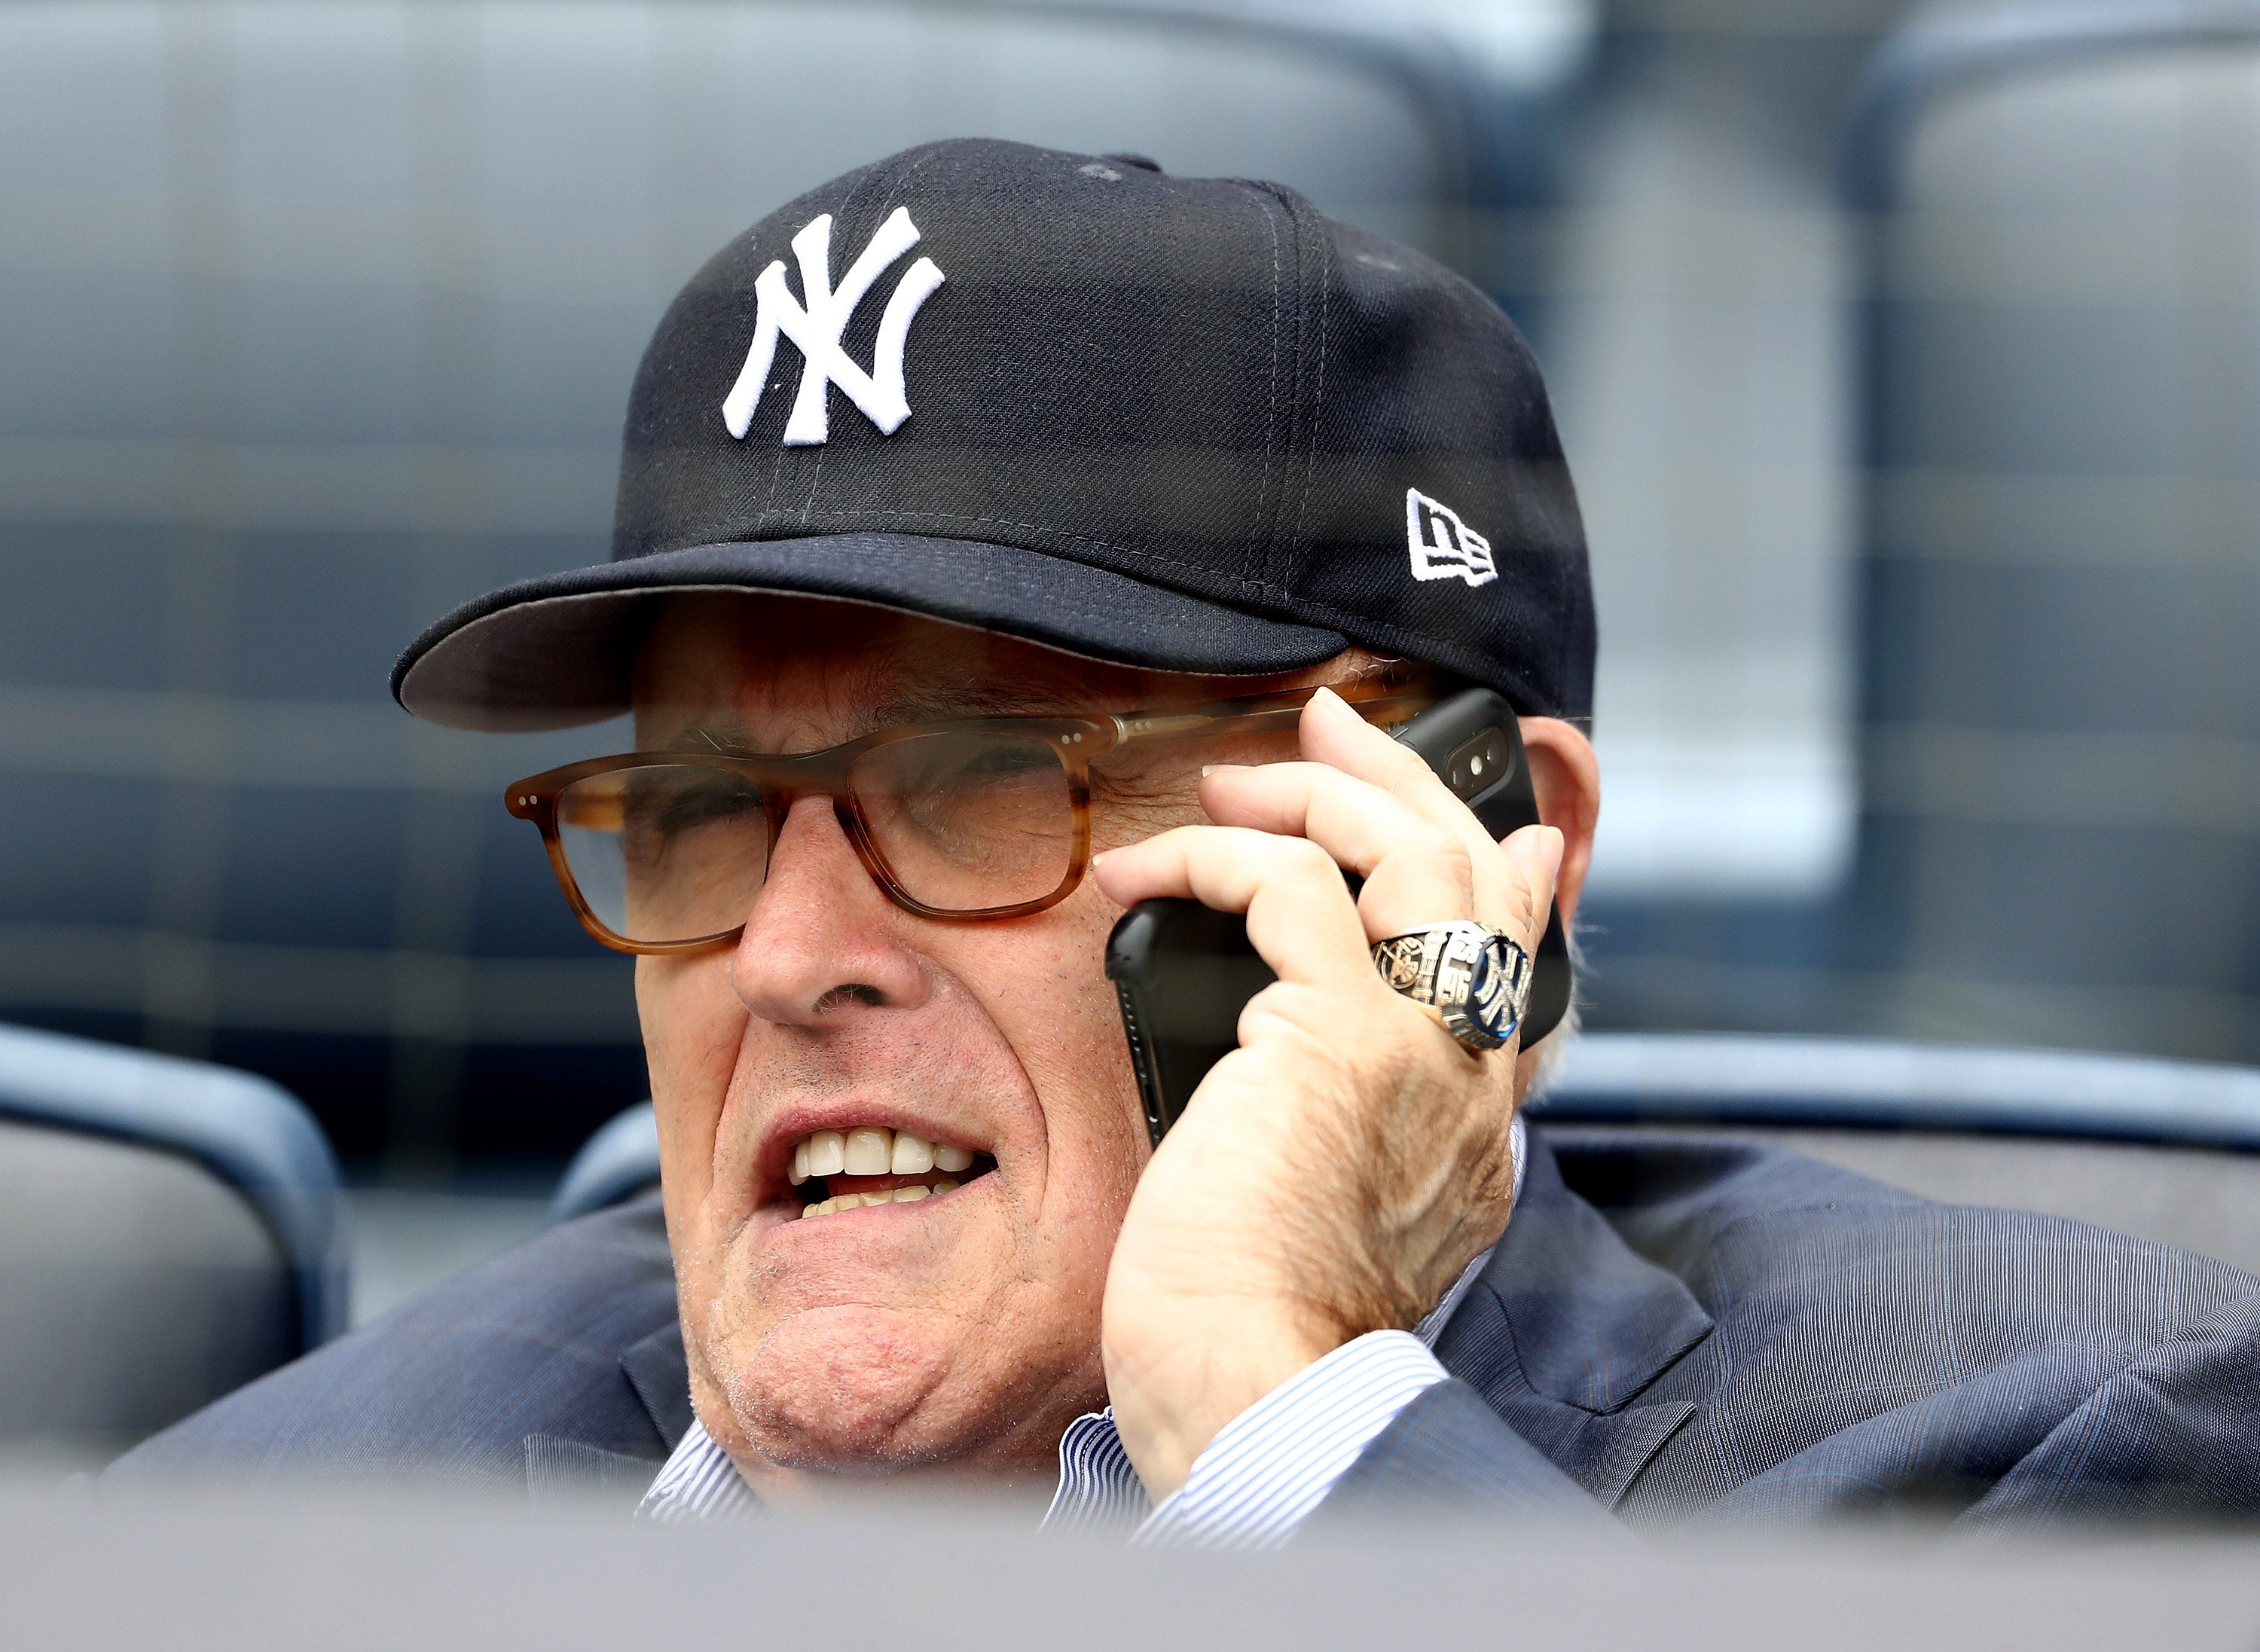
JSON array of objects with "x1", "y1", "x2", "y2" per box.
[
  {"x1": 1271, "y1": 184, "x2": 1306, "y2": 603},
  {"x1": 755, "y1": 368, "x2": 790, "y2": 517},
  {"x1": 797, "y1": 432, "x2": 828, "y2": 527},
  {"x1": 1287, "y1": 201, "x2": 1332, "y2": 596},
  {"x1": 798, "y1": 148, "x2": 943, "y2": 527},
  {"x1": 1237, "y1": 180, "x2": 1318, "y2": 603},
  {"x1": 755, "y1": 157, "x2": 890, "y2": 515},
  {"x1": 788, "y1": 164, "x2": 884, "y2": 521},
  {"x1": 740, "y1": 173, "x2": 802, "y2": 518},
  {"x1": 1246, "y1": 183, "x2": 1286, "y2": 602}
]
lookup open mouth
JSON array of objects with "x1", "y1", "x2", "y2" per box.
[{"x1": 786, "y1": 1125, "x2": 997, "y2": 1220}]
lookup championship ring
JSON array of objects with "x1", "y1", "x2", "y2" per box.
[{"x1": 1370, "y1": 921, "x2": 1532, "y2": 1052}]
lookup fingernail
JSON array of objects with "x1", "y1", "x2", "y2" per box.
[
  {"x1": 1199, "y1": 763, "x2": 1249, "y2": 779},
  {"x1": 1507, "y1": 823, "x2": 1565, "y2": 885}
]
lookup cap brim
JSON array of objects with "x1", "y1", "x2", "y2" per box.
[{"x1": 392, "y1": 533, "x2": 1349, "y2": 731}]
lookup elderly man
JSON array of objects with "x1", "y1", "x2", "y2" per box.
[{"x1": 114, "y1": 140, "x2": 2260, "y2": 1536}]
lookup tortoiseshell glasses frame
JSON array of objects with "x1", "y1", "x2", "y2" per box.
[{"x1": 505, "y1": 673, "x2": 1434, "y2": 954}]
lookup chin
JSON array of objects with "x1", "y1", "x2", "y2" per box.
[{"x1": 716, "y1": 1304, "x2": 988, "y2": 1473}]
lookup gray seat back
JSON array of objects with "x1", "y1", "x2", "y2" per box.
[
  {"x1": 549, "y1": 1101, "x2": 661, "y2": 1225},
  {"x1": 1847, "y1": 5, "x2": 2260, "y2": 1061},
  {"x1": 0, "y1": 1022, "x2": 344, "y2": 1458},
  {"x1": 1534, "y1": 1031, "x2": 2260, "y2": 1275},
  {"x1": 0, "y1": 0, "x2": 1532, "y2": 1165}
]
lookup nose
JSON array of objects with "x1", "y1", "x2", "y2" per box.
[{"x1": 728, "y1": 792, "x2": 930, "y2": 1027}]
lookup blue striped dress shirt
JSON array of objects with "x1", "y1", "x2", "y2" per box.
[{"x1": 640, "y1": 1118, "x2": 1523, "y2": 1547}]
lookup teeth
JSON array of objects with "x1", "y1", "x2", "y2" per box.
[
  {"x1": 793, "y1": 1180, "x2": 960, "y2": 1220},
  {"x1": 789, "y1": 1126, "x2": 979, "y2": 1177},
  {"x1": 805, "y1": 1130, "x2": 846, "y2": 1177},
  {"x1": 843, "y1": 1127, "x2": 892, "y2": 1175}
]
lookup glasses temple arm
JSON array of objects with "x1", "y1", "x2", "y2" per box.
[{"x1": 1107, "y1": 692, "x2": 1432, "y2": 750}]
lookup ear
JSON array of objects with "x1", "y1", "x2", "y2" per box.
[{"x1": 1516, "y1": 718, "x2": 1600, "y2": 930}]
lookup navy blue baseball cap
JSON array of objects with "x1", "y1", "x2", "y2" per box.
[{"x1": 391, "y1": 138, "x2": 1593, "y2": 731}]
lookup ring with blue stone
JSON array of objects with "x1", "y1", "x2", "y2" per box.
[{"x1": 1370, "y1": 921, "x2": 1533, "y2": 1052}]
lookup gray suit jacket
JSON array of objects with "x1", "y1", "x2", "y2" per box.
[{"x1": 108, "y1": 1129, "x2": 2260, "y2": 1527}]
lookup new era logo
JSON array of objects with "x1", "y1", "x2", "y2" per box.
[
  {"x1": 1405, "y1": 490, "x2": 1497, "y2": 588},
  {"x1": 722, "y1": 208, "x2": 946, "y2": 447}
]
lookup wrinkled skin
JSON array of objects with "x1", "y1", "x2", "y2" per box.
[{"x1": 631, "y1": 593, "x2": 1599, "y2": 1507}]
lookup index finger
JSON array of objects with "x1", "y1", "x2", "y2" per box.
[
  {"x1": 1299, "y1": 688, "x2": 1545, "y2": 936},
  {"x1": 1092, "y1": 823, "x2": 1382, "y2": 993}
]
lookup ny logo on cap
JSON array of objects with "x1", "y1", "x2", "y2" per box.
[
  {"x1": 722, "y1": 208, "x2": 946, "y2": 447},
  {"x1": 1406, "y1": 490, "x2": 1498, "y2": 588}
]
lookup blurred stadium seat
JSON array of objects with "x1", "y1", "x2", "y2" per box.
[
  {"x1": 1841, "y1": 2, "x2": 2260, "y2": 1062},
  {"x1": 1533, "y1": 1030, "x2": 2260, "y2": 1275},
  {"x1": 0, "y1": 1021, "x2": 344, "y2": 1458},
  {"x1": 0, "y1": 0, "x2": 1562, "y2": 1168},
  {"x1": 548, "y1": 1099, "x2": 659, "y2": 1225}
]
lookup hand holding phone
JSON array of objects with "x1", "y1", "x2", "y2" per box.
[{"x1": 1105, "y1": 688, "x2": 1570, "y2": 1149}]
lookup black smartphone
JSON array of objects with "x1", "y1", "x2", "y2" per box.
[{"x1": 1104, "y1": 687, "x2": 1571, "y2": 1150}]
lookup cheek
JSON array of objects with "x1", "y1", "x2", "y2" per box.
[
  {"x1": 964, "y1": 893, "x2": 1150, "y2": 1202},
  {"x1": 1091, "y1": 795, "x2": 1189, "y2": 855},
  {"x1": 637, "y1": 954, "x2": 746, "y2": 1219}
]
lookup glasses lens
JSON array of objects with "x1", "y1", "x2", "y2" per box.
[
  {"x1": 556, "y1": 765, "x2": 768, "y2": 945},
  {"x1": 851, "y1": 731, "x2": 1075, "y2": 912}
]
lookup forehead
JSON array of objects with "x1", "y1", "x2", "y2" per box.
[{"x1": 632, "y1": 592, "x2": 1211, "y2": 731}]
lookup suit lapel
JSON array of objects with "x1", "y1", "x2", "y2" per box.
[
  {"x1": 517, "y1": 1320, "x2": 692, "y2": 1500},
  {"x1": 1434, "y1": 1126, "x2": 1710, "y2": 1507},
  {"x1": 619, "y1": 1319, "x2": 695, "y2": 1451}
]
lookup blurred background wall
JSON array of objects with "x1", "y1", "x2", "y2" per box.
[{"x1": 3, "y1": 0, "x2": 2254, "y2": 1199}]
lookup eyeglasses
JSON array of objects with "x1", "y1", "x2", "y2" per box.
[{"x1": 505, "y1": 677, "x2": 1433, "y2": 954}]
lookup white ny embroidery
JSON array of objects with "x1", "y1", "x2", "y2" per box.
[
  {"x1": 1405, "y1": 489, "x2": 1498, "y2": 588},
  {"x1": 721, "y1": 207, "x2": 946, "y2": 447}
]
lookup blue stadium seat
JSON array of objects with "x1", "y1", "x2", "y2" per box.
[
  {"x1": 1842, "y1": 3, "x2": 2260, "y2": 1063},
  {"x1": 1535, "y1": 1031, "x2": 2260, "y2": 1277},
  {"x1": 0, "y1": 0, "x2": 1563, "y2": 1167},
  {"x1": 1538, "y1": 1029, "x2": 2260, "y2": 1148},
  {"x1": 548, "y1": 1101, "x2": 661, "y2": 1226},
  {"x1": 0, "y1": 1021, "x2": 344, "y2": 1458}
]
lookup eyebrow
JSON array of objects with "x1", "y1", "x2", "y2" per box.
[
  {"x1": 867, "y1": 682, "x2": 1090, "y2": 725},
  {"x1": 656, "y1": 680, "x2": 1095, "y2": 757}
]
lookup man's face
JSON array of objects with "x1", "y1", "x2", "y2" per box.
[{"x1": 633, "y1": 593, "x2": 1303, "y2": 1497}]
